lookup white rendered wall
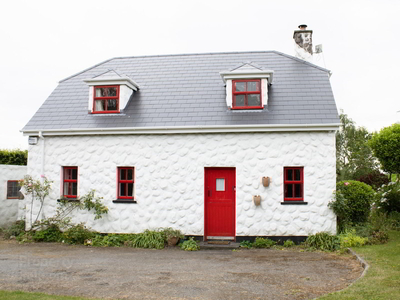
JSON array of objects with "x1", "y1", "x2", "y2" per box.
[
  {"x1": 26, "y1": 132, "x2": 337, "y2": 236},
  {"x1": 0, "y1": 165, "x2": 27, "y2": 227}
]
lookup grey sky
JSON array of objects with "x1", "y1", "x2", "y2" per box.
[{"x1": 1, "y1": 0, "x2": 399, "y2": 149}]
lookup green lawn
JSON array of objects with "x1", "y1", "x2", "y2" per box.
[
  {"x1": 1, "y1": 232, "x2": 399, "y2": 300},
  {"x1": 318, "y1": 230, "x2": 400, "y2": 300}
]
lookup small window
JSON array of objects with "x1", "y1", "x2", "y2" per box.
[
  {"x1": 216, "y1": 178, "x2": 225, "y2": 191},
  {"x1": 118, "y1": 167, "x2": 134, "y2": 200},
  {"x1": 232, "y1": 80, "x2": 262, "y2": 109},
  {"x1": 63, "y1": 167, "x2": 78, "y2": 198},
  {"x1": 93, "y1": 85, "x2": 120, "y2": 113},
  {"x1": 284, "y1": 167, "x2": 304, "y2": 201},
  {"x1": 7, "y1": 181, "x2": 20, "y2": 199}
]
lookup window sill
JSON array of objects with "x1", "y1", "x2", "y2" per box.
[
  {"x1": 281, "y1": 201, "x2": 308, "y2": 205},
  {"x1": 112, "y1": 199, "x2": 137, "y2": 204},
  {"x1": 57, "y1": 199, "x2": 80, "y2": 202},
  {"x1": 231, "y1": 106, "x2": 263, "y2": 110}
]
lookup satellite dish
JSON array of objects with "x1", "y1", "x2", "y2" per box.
[{"x1": 315, "y1": 44, "x2": 323, "y2": 54}]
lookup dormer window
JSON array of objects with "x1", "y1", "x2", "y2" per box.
[
  {"x1": 93, "y1": 86, "x2": 120, "y2": 113},
  {"x1": 84, "y1": 70, "x2": 140, "y2": 114},
  {"x1": 220, "y1": 62, "x2": 274, "y2": 110},
  {"x1": 232, "y1": 80, "x2": 262, "y2": 109}
]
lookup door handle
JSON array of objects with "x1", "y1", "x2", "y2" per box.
[{"x1": 208, "y1": 190, "x2": 211, "y2": 197}]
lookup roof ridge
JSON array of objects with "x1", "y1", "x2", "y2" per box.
[
  {"x1": 59, "y1": 50, "x2": 331, "y2": 83},
  {"x1": 271, "y1": 50, "x2": 331, "y2": 74}
]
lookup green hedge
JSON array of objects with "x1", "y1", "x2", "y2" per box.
[{"x1": 0, "y1": 149, "x2": 28, "y2": 166}]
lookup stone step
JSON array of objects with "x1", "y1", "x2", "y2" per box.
[{"x1": 199, "y1": 241, "x2": 240, "y2": 250}]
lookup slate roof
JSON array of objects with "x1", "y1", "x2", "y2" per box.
[{"x1": 22, "y1": 51, "x2": 339, "y2": 132}]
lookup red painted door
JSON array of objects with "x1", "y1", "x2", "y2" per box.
[{"x1": 205, "y1": 168, "x2": 236, "y2": 239}]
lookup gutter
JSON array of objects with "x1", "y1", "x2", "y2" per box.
[{"x1": 22, "y1": 123, "x2": 341, "y2": 137}]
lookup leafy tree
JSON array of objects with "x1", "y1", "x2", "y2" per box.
[
  {"x1": 0, "y1": 149, "x2": 28, "y2": 165},
  {"x1": 336, "y1": 112, "x2": 379, "y2": 181},
  {"x1": 369, "y1": 123, "x2": 400, "y2": 179}
]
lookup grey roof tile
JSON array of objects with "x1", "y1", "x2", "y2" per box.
[{"x1": 22, "y1": 51, "x2": 339, "y2": 131}]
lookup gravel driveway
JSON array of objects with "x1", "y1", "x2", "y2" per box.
[{"x1": 0, "y1": 240, "x2": 363, "y2": 300}]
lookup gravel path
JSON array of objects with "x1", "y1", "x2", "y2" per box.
[{"x1": 0, "y1": 241, "x2": 363, "y2": 300}]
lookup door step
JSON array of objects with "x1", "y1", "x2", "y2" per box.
[
  {"x1": 199, "y1": 241, "x2": 240, "y2": 250},
  {"x1": 206, "y1": 236, "x2": 235, "y2": 241}
]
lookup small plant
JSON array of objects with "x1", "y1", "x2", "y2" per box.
[
  {"x1": 160, "y1": 227, "x2": 184, "y2": 239},
  {"x1": 239, "y1": 240, "x2": 253, "y2": 249},
  {"x1": 2, "y1": 220, "x2": 26, "y2": 239},
  {"x1": 62, "y1": 224, "x2": 95, "y2": 244},
  {"x1": 283, "y1": 239, "x2": 295, "y2": 248},
  {"x1": 252, "y1": 237, "x2": 276, "y2": 248},
  {"x1": 305, "y1": 232, "x2": 340, "y2": 251},
  {"x1": 130, "y1": 230, "x2": 165, "y2": 249},
  {"x1": 339, "y1": 229, "x2": 368, "y2": 248},
  {"x1": 368, "y1": 230, "x2": 389, "y2": 245},
  {"x1": 33, "y1": 224, "x2": 63, "y2": 242},
  {"x1": 180, "y1": 237, "x2": 200, "y2": 251}
]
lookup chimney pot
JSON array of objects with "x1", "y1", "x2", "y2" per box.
[{"x1": 298, "y1": 24, "x2": 308, "y2": 30}]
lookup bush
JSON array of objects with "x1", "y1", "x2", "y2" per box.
[
  {"x1": 329, "y1": 180, "x2": 375, "y2": 231},
  {"x1": 388, "y1": 211, "x2": 400, "y2": 230},
  {"x1": 130, "y1": 230, "x2": 165, "y2": 249},
  {"x1": 160, "y1": 228, "x2": 184, "y2": 240},
  {"x1": 33, "y1": 224, "x2": 63, "y2": 242},
  {"x1": 2, "y1": 220, "x2": 26, "y2": 239},
  {"x1": 283, "y1": 239, "x2": 295, "y2": 248},
  {"x1": 368, "y1": 230, "x2": 389, "y2": 245},
  {"x1": 339, "y1": 229, "x2": 368, "y2": 248},
  {"x1": 239, "y1": 240, "x2": 253, "y2": 249},
  {"x1": 0, "y1": 149, "x2": 28, "y2": 165},
  {"x1": 252, "y1": 237, "x2": 276, "y2": 248},
  {"x1": 357, "y1": 171, "x2": 390, "y2": 190},
  {"x1": 180, "y1": 237, "x2": 200, "y2": 251},
  {"x1": 62, "y1": 224, "x2": 94, "y2": 244},
  {"x1": 305, "y1": 232, "x2": 340, "y2": 251},
  {"x1": 376, "y1": 182, "x2": 400, "y2": 214}
]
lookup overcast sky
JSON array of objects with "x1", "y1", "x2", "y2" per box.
[{"x1": 1, "y1": 0, "x2": 399, "y2": 150}]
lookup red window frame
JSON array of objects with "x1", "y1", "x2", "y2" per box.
[
  {"x1": 117, "y1": 167, "x2": 134, "y2": 200},
  {"x1": 283, "y1": 167, "x2": 304, "y2": 201},
  {"x1": 92, "y1": 85, "x2": 120, "y2": 114},
  {"x1": 63, "y1": 167, "x2": 78, "y2": 198},
  {"x1": 7, "y1": 180, "x2": 20, "y2": 199},
  {"x1": 232, "y1": 79, "x2": 262, "y2": 110}
]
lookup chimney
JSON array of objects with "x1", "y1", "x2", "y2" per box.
[{"x1": 293, "y1": 24, "x2": 313, "y2": 62}]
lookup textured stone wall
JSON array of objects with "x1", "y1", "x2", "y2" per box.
[
  {"x1": 0, "y1": 165, "x2": 27, "y2": 227},
  {"x1": 26, "y1": 132, "x2": 337, "y2": 236}
]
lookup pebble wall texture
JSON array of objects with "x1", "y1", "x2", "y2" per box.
[
  {"x1": 0, "y1": 165, "x2": 27, "y2": 227},
  {"x1": 26, "y1": 132, "x2": 337, "y2": 236}
]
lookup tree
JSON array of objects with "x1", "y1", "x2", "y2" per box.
[
  {"x1": 336, "y1": 112, "x2": 379, "y2": 181},
  {"x1": 369, "y1": 123, "x2": 400, "y2": 178}
]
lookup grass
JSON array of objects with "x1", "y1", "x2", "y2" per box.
[
  {"x1": 318, "y1": 230, "x2": 400, "y2": 300},
  {"x1": 0, "y1": 291, "x2": 97, "y2": 300},
  {"x1": 1, "y1": 231, "x2": 399, "y2": 300}
]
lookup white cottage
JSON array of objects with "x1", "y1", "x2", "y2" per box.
[{"x1": 22, "y1": 47, "x2": 340, "y2": 242}]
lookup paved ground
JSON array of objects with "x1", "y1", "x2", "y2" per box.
[{"x1": 0, "y1": 240, "x2": 363, "y2": 300}]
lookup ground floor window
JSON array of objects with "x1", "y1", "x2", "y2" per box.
[
  {"x1": 63, "y1": 167, "x2": 78, "y2": 198},
  {"x1": 7, "y1": 181, "x2": 20, "y2": 199},
  {"x1": 118, "y1": 167, "x2": 134, "y2": 200},
  {"x1": 283, "y1": 167, "x2": 304, "y2": 201}
]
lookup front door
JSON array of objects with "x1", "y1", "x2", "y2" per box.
[{"x1": 204, "y1": 167, "x2": 236, "y2": 240}]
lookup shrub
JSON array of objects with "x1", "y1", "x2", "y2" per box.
[
  {"x1": 368, "y1": 230, "x2": 389, "y2": 245},
  {"x1": 329, "y1": 180, "x2": 375, "y2": 231},
  {"x1": 376, "y1": 182, "x2": 400, "y2": 214},
  {"x1": 357, "y1": 170, "x2": 390, "y2": 190},
  {"x1": 0, "y1": 149, "x2": 28, "y2": 165},
  {"x1": 305, "y1": 232, "x2": 340, "y2": 251},
  {"x1": 283, "y1": 239, "x2": 295, "y2": 248},
  {"x1": 33, "y1": 224, "x2": 63, "y2": 242},
  {"x1": 180, "y1": 237, "x2": 200, "y2": 251},
  {"x1": 160, "y1": 228, "x2": 184, "y2": 240},
  {"x1": 252, "y1": 237, "x2": 276, "y2": 248},
  {"x1": 130, "y1": 230, "x2": 165, "y2": 249},
  {"x1": 62, "y1": 224, "x2": 94, "y2": 244},
  {"x1": 2, "y1": 220, "x2": 26, "y2": 239},
  {"x1": 239, "y1": 240, "x2": 253, "y2": 249},
  {"x1": 339, "y1": 230, "x2": 368, "y2": 248},
  {"x1": 388, "y1": 211, "x2": 400, "y2": 230}
]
